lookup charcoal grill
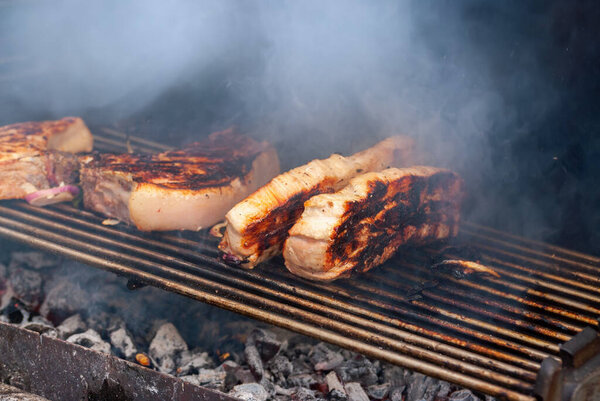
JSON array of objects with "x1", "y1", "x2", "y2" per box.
[{"x1": 0, "y1": 127, "x2": 599, "y2": 401}]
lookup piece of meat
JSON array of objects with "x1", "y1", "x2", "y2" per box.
[
  {"x1": 0, "y1": 117, "x2": 93, "y2": 199},
  {"x1": 79, "y1": 128, "x2": 279, "y2": 231},
  {"x1": 283, "y1": 166, "x2": 464, "y2": 281},
  {"x1": 219, "y1": 136, "x2": 414, "y2": 268}
]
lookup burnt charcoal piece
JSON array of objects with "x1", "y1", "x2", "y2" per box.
[
  {"x1": 388, "y1": 386, "x2": 406, "y2": 401},
  {"x1": 334, "y1": 356, "x2": 378, "y2": 387},
  {"x1": 382, "y1": 365, "x2": 406, "y2": 387},
  {"x1": 437, "y1": 381, "x2": 452, "y2": 399},
  {"x1": 9, "y1": 268, "x2": 42, "y2": 309},
  {"x1": 343, "y1": 383, "x2": 369, "y2": 401},
  {"x1": 449, "y1": 389, "x2": 481, "y2": 401},
  {"x1": 288, "y1": 373, "x2": 318, "y2": 388},
  {"x1": 148, "y1": 322, "x2": 188, "y2": 373},
  {"x1": 1, "y1": 298, "x2": 29, "y2": 324},
  {"x1": 405, "y1": 372, "x2": 429, "y2": 401},
  {"x1": 67, "y1": 329, "x2": 111, "y2": 354},
  {"x1": 292, "y1": 387, "x2": 318, "y2": 401},
  {"x1": 310, "y1": 343, "x2": 344, "y2": 371},
  {"x1": 9, "y1": 251, "x2": 59, "y2": 271},
  {"x1": 196, "y1": 367, "x2": 227, "y2": 390},
  {"x1": 245, "y1": 344, "x2": 265, "y2": 380},
  {"x1": 268, "y1": 354, "x2": 293, "y2": 378},
  {"x1": 56, "y1": 313, "x2": 87, "y2": 339},
  {"x1": 328, "y1": 389, "x2": 348, "y2": 401},
  {"x1": 177, "y1": 350, "x2": 213, "y2": 375},
  {"x1": 291, "y1": 358, "x2": 314, "y2": 375},
  {"x1": 86, "y1": 311, "x2": 126, "y2": 336},
  {"x1": 109, "y1": 327, "x2": 137, "y2": 359},
  {"x1": 21, "y1": 316, "x2": 58, "y2": 338},
  {"x1": 40, "y1": 281, "x2": 90, "y2": 323},
  {"x1": 247, "y1": 328, "x2": 283, "y2": 362},
  {"x1": 367, "y1": 383, "x2": 391, "y2": 400},
  {"x1": 325, "y1": 371, "x2": 345, "y2": 393},
  {"x1": 229, "y1": 383, "x2": 269, "y2": 401}
]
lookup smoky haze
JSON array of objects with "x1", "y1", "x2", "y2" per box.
[{"x1": 2, "y1": 1, "x2": 591, "y2": 248}]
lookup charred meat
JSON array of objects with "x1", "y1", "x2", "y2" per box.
[
  {"x1": 283, "y1": 166, "x2": 464, "y2": 281},
  {"x1": 79, "y1": 128, "x2": 279, "y2": 231},
  {"x1": 0, "y1": 117, "x2": 93, "y2": 200},
  {"x1": 219, "y1": 136, "x2": 414, "y2": 268}
]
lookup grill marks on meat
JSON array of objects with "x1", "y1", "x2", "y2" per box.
[
  {"x1": 79, "y1": 129, "x2": 280, "y2": 231},
  {"x1": 0, "y1": 117, "x2": 93, "y2": 199},
  {"x1": 283, "y1": 166, "x2": 464, "y2": 281},
  {"x1": 219, "y1": 136, "x2": 414, "y2": 268}
]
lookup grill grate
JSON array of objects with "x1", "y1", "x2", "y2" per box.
[{"x1": 0, "y1": 128, "x2": 599, "y2": 401}]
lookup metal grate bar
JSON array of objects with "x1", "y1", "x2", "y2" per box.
[{"x1": 0, "y1": 130, "x2": 598, "y2": 401}]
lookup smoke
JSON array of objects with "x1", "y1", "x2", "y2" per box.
[{"x1": 3, "y1": 0, "x2": 591, "y2": 246}]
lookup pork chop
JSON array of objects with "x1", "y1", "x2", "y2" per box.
[
  {"x1": 219, "y1": 136, "x2": 414, "y2": 268},
  {"x1": 0, "y1": 117, "x2": 93, "y2": 200},
  {"x1": 79, "y1": 128, "x2": 279, "y2": 231},
  {"x1": 283, "y1": 166, "x2": 464, "y2": 281}
]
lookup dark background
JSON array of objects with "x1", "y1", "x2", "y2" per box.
[{"x1": 0, "y1": 1, "x2": 598, "y2": 255}]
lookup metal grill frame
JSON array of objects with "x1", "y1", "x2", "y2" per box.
[{"x1": 0, "y1": 127, "x2": 599, "y2": 401}]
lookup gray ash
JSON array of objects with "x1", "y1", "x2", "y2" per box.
[{"x1": 0, "y1": 246, "x2": 494, "y2": 401}]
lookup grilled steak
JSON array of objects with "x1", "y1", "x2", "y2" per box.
[
  {"x1": 79, "y1": 128, "x2": 279, "y2": 231},
  {"x1": 0, "y1": 117, "x2": 93, "y2": 199},
  {"x1": 219, "y1": 136, "x2": 414, "y2": 268},
  {"x1": 283, "y1": 166, "x2": 464, "y2": 281}
]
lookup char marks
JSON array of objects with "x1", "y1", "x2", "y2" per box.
[{"x1": 85, "y1": 129, "x2": 268, "y2": 190}]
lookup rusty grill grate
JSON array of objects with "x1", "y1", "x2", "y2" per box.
[{"x1": 0, "y1": 128, "x2": 599, "y2": 401}]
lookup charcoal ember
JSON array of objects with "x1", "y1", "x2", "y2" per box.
[
  {"x1": 1, "y1": 298, "x2": 30, "y2": 324},
  {"x1": 177, "y1": 350, "x2": 213, "y2": 375},
  {"x1": 245, "y1": 344, "x2": 265, "y2": 380},
  {"x1": 9, "y1": 251, "x2": 59, "y2": 271},
  {"x1": 292, "y1": 387, "x2": 317, "y2": 401},
  {"x1": 56, "y1": 314, "x2": 87, "y2": 339},
  {"x1": 328, "y1": 389, "x2": 348, "y2": 401},
  {"x1": 288, "y1": 373, "x2": 318, "y2": 388},
  {"x1": 67, "y1": 329, "x2": 111, "y2": 354},
  {"x1": 196, "y1": 368, "x2": 227, "y2": 390},
  {"x1": 149, "y1": 322, "x2": 188, "y2": 373},
  {"x1": 367, "y1": 383, "x2": 391, "y2": 400},
  {"x1": 310, "y1": 343, "x2": 344, "y2": 371},
  {"x1": 8, "y1": 268, "x2": 42, "y2": 309},
  {"x1": 21, "y1": 316, "x2": 58, "y2": 338},
  {"x1": 325, "y1": 371, "x2": 344, "y2": 393},
  {"x1": 343, "y1": 383, "x2": 369, "y2": 401},
  {"x1": 268, "y1": 354, "x2": 293, "y2": 378},
  {"x1": 334, "y1": 356, "x2": 378, "y2": 387},
  {"x1": 40, "y1": 281, "x2": 89, "y2": 323},
  {"x1": 247, "y1": 328, "x2": 282, "y2": 362},
  {"x1": 109, "y1": 327, "x2": 137, "y2": 359},
  {"x1": 86, "y1": 311, "x2": 125, "y2": 336},
  {"x1": 229, "y1": 383, "x2": 269, "y2": 401},
  {"x1": 449, "y1": 389, "x2": 480, "y2": 401}
]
